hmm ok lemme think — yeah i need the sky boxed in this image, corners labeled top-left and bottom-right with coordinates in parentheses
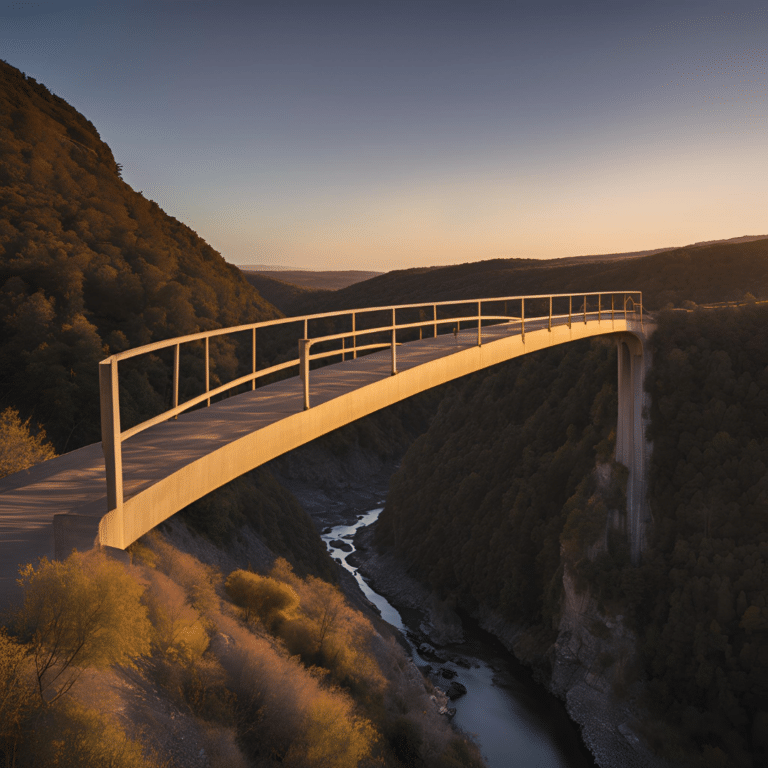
top-left (1, 0), bottom-right (766, 271)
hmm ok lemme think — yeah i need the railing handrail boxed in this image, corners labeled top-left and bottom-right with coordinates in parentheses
top-left (98, 291), bottom-right (642, 531)
top-left (103, 290), bottom-right (642, 363)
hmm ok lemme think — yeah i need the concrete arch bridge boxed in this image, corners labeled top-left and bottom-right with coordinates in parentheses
top-left (0, 292), bottom-right (653, 598)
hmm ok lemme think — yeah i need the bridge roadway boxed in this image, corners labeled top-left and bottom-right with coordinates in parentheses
top-left (0, 309), bottom-right (648, 602)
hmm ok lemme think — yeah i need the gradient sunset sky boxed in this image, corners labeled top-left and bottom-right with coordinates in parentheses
top-left (2, 0), bottom-right (766, 270)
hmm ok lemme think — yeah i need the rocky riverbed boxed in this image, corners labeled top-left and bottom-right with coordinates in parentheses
top-left (268, 444), bottom-right (669, 768)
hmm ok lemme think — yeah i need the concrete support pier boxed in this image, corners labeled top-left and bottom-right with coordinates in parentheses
top-left (615, 325), bottom-right (655, 563)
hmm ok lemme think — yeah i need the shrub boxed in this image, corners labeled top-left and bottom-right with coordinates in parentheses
top-left (142, 569), bottom-right (208, 658)
top-left (0, 629), bottom-right (37, 767)
top-left (15, 551), bottom-right (151, 704)
top-left (224, 570), bottom-right (298, 629)
top-left (18, 700), bottom-right (161, 768)
top-left (0, 407), bottom-right (56, 479)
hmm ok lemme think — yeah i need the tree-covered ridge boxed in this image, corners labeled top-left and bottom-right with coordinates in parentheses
top-left (376, 338), bottom-right (618, 628)
top-left (377, 307), bottom-right (768, 766)
top-left (628, 306), bottom-right (768, 765)
top-left (0, 59), bottom-right (280, 452)
top-left (302, 237), bottom-right (768, 315)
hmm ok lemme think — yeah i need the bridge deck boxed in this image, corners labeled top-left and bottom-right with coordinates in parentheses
top-left (0, 313), bottom-right (618, 598)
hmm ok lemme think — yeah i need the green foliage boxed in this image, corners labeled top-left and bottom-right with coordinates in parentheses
top-left (0, 407), bottom-right (56, 479)
top-left (14, 551), bottom-right (151, 704)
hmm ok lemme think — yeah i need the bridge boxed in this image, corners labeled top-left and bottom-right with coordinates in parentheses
top-left (0, 292), bottom-right (653, 600)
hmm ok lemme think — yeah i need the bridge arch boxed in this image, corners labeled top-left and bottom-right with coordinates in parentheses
top-left (91, 292), bottom-right (652, 554)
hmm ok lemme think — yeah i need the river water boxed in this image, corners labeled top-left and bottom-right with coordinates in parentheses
top-left (322, 507), bottom-right (598, 768)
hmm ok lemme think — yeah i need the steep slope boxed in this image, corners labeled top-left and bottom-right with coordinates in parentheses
top-left (0, 60), bottom-right (280, 451)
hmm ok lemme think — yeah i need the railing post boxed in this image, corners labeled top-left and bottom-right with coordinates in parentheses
top-left (304, 318), bottom-right (308, 340)
top-left (477, 300), bottom-right (482, 346)
top-left (299, 339), bottom-right (311, 410)
top-left (99, 358), bottom-right (124, 545)
top-left (205, 336), bottom-right (210, 406)
top-left (584, 294), bottom-right (587, 324)
top-left (598, 294), bottom-right (601, 323)
top-left (548, 296), bottom-right (552, 331)
top-left (624, 294), bottom-right (628, 320)
top-left (391, 308), bottom-right (397, 375)
top-left (252, 328), bottom-right (257, 390)
top-left (521, 297), bottom-right (525, 341)
top-left (342, 336), bottom-right (346, 361)
top-left (173, 343), bottom-right (180, 418)
top-left (433, 304), bottom-right (437, 337)
top-left (611, 294), bottom-right (614, 322)
top-left (568, 295), bottom-right (572, 329)
top-left (352, 312), bottom-right (357, 359)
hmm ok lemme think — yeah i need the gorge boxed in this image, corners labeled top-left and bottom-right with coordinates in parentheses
top-left (2, 56), bottom-right (768, 768)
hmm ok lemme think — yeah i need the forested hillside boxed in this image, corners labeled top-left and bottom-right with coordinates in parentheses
top-left (301, 237), bottom-right (768, 315)
top-left (376, 305), bottom-right (768, 766)
top-left (376, 338), bottom-right (618, 627)
top-left (0, 60), bottom-right (279, 452)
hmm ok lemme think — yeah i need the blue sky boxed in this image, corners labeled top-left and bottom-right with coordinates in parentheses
top-left (2, 0), bottom-right (766, 270)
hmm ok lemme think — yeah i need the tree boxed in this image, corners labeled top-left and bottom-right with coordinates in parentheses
top-left (14, 551), bottom-right (151, 704)
top-left (0, 408), bottom-right (56, 479)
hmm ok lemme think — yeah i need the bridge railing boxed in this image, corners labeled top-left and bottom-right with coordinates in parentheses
top-left (99, 291), bottom-right (642, 513)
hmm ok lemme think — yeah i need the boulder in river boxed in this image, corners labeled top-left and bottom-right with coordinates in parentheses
top-left (418, 643), bottom-right (439, 660)
top-left (329, 540), bottom-right (353, 552)
top-left (440, 667), bottom-right (456, 679)
top-left (445, 681), bottom-right (468, 700)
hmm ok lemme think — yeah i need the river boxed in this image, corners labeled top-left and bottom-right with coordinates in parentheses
top-left (322, 507), bottom-right (598, 768)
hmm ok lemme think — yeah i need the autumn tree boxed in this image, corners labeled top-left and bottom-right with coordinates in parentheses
top-left (0, 408), bottom-right (56, 479)
top-left (14, 551), bottom-right (151, 704)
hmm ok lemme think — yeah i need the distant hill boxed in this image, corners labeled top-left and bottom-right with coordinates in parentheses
top-left (559, 234), bottom-right (768, 266)
top-left (239, 267), bottom-right (383, 291)
top-left (240, 271), bottom-right (330, 316)
top-left (0, 59), bottom-right (280, 451)
top-left (299, 237), bottom-right (768, 315)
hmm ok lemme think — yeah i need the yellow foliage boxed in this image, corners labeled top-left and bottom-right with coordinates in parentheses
top-left (284, 691), bottom-right (377, 768)
top-left (15, 551), bottom-right (152, 703)
top-left (141, 568), bottom-right (208, 658)
top-left (224, 569), bottom-right (299, 629)
top-left (0, 407), bottom-right (56, 479)
top-left (268, 561), bottom-right (387, 699)
top-left (23, 700), bottom-right (162, 768)
top-left (0, 628), bottom-right (36, 761)
top-left (141, 533), bottom-right (221, 616)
